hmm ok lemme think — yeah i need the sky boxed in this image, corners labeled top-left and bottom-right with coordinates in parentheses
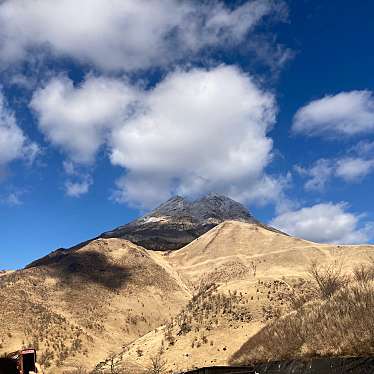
top-left (1, 0), bottom-right (374, 269)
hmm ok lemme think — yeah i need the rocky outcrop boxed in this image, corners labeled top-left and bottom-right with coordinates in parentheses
top-left (100, 194), bottom-right (256, 250)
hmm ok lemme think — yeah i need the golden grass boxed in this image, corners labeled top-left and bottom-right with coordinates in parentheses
top-left (231, 266), bottom-right (374, 365)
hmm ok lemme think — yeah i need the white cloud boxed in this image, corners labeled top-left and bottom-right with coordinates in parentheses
top-left (110, 65), bottom-right (280, 208)
top-left (270, 202), bottom-right (374, 244)
top-left (0, 0), bottom-right (284, 71)
top-left (298, 155), bottom-right (374, 191)
top-left (292, 91), bottom-right (374, 136)
top-left (29, 65), bottom-right (286, 206)
top-left (65, 177), bottom-right (92, 198)
top-left (0, 90), bottom-right (39, 166)
top-left (352, 140), bottom-right (374, 157)
top-left (335, 157), bottom-right (374, 182)
top-left (30, 75), bottom-right (138, 164)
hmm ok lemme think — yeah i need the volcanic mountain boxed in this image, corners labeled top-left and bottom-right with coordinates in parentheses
top-left (100, 194), bottom-right (257, 250)
top-left (1, 194), bottom-right (374, 373)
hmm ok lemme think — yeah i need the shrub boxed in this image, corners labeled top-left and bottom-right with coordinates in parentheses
top-left (353, 264), bottom-right (374, 283)
top-left (308, 261), bottom-right (347, 299)
top-left (230, 279), bottom-right (374, 365)
top-left (147, 352), bottom-right (167, 374)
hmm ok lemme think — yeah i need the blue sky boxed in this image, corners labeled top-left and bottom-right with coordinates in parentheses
top-left (1, 0), bottom-right (374, 269)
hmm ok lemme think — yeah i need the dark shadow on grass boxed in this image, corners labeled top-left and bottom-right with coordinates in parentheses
top-left (27, 249), bottom-right (131, 290)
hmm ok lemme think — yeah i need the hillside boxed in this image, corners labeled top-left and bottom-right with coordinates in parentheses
top-left (0, 238), bottom-right (190, 373)
top-left (230, 278), bottom-right (374, 366)
top-left (95, 221), bottom-right (374, 373)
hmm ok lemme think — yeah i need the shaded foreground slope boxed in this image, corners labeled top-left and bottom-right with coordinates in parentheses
top-left (0, 238), bottom-right (190, 372)
top-left (184, 357), bottom-right (374, 374)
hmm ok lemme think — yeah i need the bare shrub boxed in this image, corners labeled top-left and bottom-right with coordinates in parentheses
top-left (285, 290), bottom-right (310, 310)
top-left (308, 261), bottom-right (347, 299)
top-left (353, 264), bottom-right (374, 283)
top-left (97, 352), bottom-right (123, 374)
top-left (147, 352), bottom-right (167, 374)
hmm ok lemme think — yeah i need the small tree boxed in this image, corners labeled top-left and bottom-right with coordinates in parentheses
top-left (107, 352), bottom-right (123, 374)
top-left (249, 261), bottom-right (257, 278)
top-left (308, 260), bottom-right (347, 299)
top-left (147, 352), bottom-right (167, 374)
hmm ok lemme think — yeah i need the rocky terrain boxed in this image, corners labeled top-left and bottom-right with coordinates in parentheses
top-left (100, 194), bottom-right (257, 250)
top-left (1, 194), bottom-right (374, 373)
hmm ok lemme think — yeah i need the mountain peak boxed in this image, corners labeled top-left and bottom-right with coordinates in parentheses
top-left (150, 193), bottom-right (252, 222)
top-left (101, 194), bottom-right (255, 250)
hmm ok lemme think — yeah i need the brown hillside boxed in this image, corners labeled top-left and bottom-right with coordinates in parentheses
top-left (2, 220), bottom-right (374, 373)
top-left (0, 238), bottom-right (190, 373)
top-left (95, 221), bottom-right (374, 373)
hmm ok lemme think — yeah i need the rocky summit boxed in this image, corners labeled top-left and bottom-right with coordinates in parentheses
top-left (100, 193), bottom-right (256, 250)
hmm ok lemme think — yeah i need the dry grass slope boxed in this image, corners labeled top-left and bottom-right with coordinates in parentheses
top-left (0, 239), bottom-right (189, 373)
top-left (230, 262), bottom-right (374, 365)
top-left (2, 221), bottom-right (374, 373)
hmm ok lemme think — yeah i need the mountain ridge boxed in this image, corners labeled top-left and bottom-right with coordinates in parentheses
top-left (26, 194), bottom-right (286, 269)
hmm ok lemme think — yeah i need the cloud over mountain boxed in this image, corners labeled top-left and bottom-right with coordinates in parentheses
top-left (30, 65), bottom-right (283, 207)
top-left (110, 66), bottom-right (281, 208)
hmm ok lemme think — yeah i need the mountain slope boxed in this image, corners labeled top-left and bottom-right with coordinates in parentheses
top-left (105, 221), bottom-right (374, 373)
top-left (167, 220), bottom-right (371, 284)
top-left (0, 238), bottom-right (190, 373)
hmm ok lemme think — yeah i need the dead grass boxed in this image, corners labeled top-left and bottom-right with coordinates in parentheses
top-left (230, 263), bottom-right (374, 365)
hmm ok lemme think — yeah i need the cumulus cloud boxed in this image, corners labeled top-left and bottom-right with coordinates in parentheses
top-left (0, 0), bottom-right (285, 71)
top-left (292, 91), bottom-right (374, 136)
top-left (335, 157), bottom-right (374, 181)
top-left (270, 202), bottom-right (374, 244)
top-left (110, 65), bottom-right (280, 208)
top-left (30, 75), bottom-right (138, 164)
top-left (30, 65), bottom-right (286, 206)
top-left (0, 90), bottom-right (39, 166)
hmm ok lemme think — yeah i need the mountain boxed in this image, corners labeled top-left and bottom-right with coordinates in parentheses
top-left (2, 195), bottom-right (374, 373)
top-left (100, 194), bottom-right (257, 250)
